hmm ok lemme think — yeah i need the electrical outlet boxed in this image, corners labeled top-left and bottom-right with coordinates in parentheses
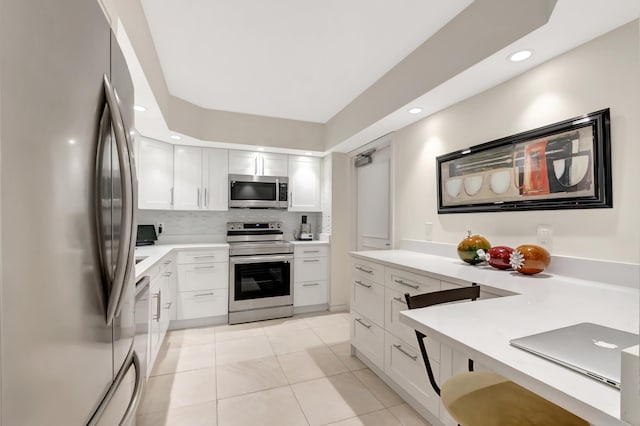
top-left (157, 222), bottom-right (164, 234)
top-left (424, 222), bottom-right (433, 241)
top-left (536, 224), bottom-right (552, 251)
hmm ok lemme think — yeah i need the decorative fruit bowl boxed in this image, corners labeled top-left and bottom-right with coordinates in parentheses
top-left (457, 231), bottom-right (491, 265)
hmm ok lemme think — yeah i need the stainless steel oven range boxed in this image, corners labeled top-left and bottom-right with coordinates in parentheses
top-left (227, 222), bottom-right (294, 324)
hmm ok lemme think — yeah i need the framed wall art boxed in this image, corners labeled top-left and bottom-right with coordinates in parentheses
top-left (436, 108), bottom-right (612, 214)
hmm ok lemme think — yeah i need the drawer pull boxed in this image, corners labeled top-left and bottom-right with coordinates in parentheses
top-left (304, 250), bottom-right (320, 253)
top-left (355, 266), bottom-right (373, 274)
top-left (355, 280), bottom-right (372, 289)
top-left (303, 282), bottom-right (320, 287)
top-left (193, 265), bottom-right (215, 270)
top-left (393, 344), bottom-right (417, 361)
top-left (194, 292), bottom-right (214, 297)
top-left (193, 255), bottom-right (216, 259)
top-left (164, 301), bottom-right (172, 310)
top-left (163, 260), bottom-right (172, 265)
top-left (303, 259), bottom-right (320, 263)
top-left (163, 272), bottom-right (172, 277)
top-left (355, 318), bottom-right (372, 329)
top-left (392, 296), bottom-right (407, 305)
top-left (394, 279), bottom-right (419, 289)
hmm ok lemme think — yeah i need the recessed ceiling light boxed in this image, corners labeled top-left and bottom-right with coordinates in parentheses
top-left (170, 135), bottom-right (181, 140)
top-left (408, 107), bottom-right (423, 114)
top-left (257, 147), bottom-right (265, 151)
top-left (133, 105), bottom-right (147, 112)
top-left (68, 139), bottom-right (77, 145)
top-left (508, 49), bottom-right (533, 62)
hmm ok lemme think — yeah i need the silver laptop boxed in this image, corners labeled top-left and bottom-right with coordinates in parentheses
top-left (510, 322), bottom-right (639, 388)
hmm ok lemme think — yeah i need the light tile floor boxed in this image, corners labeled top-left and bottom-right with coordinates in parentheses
top-left (137, 312), bottom-right (432, 426)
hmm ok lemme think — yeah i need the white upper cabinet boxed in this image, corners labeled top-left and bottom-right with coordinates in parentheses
top-left (173, 145), bottom-right (203, 210)
top-left (288, 155), bottom-right (321, 212)
top-left (202, 148), bottom-right (228, 211)
top-left (137, 138), bottom-right (174, 210)
top-left (260, 152), bottom-right (288, 176)
top-left (174, 146), bottom-right (229, 211)
top-left (229, 150), bottom-right (287, 176)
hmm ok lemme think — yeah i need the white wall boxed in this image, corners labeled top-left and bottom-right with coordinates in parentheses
top-left (393, 21), bottom-right (640, 263)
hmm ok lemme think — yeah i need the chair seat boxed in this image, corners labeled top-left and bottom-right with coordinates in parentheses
top-left (441, 372), bottom-right (589, 426)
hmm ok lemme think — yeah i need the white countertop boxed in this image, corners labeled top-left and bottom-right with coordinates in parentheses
top-left (351, 250), bottom-right (639, 426)
top-left (289, 240), bottom-right (330, 245)
top-left (135, 243), bottom-right (229, 281)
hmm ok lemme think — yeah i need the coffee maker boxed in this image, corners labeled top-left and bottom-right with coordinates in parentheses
top-left (295, 215), bottom-right (313, 241)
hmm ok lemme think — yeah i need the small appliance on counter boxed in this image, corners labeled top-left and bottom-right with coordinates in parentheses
top-left (294, 215), bottom-right (313, 241)
top-left (136, 224), bottom-right (158, 246)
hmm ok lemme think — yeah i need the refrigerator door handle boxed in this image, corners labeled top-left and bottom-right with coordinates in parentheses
top-left (101, 73), bottom-right (134, 326)
top-left (120, 351), bottom-right (144, 426)
top-left (87, 351), bottom-right (143, 426)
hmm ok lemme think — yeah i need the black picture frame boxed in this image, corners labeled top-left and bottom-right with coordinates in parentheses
top-left (436, 109), bottom-right (612, 214)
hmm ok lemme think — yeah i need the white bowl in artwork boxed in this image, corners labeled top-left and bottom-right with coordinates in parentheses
top-left (489, 170), bottom-right (512, 194)
top-left (568, 154), bottom-right (590, 186)
top-left (463, 175), bottom-right (483, 196)
top-left (446, 178), bottom-right (462, 198)
top-left (553, 154), bottom-right (589, 187)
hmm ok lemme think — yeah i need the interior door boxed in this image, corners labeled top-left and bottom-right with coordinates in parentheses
top-left (356, 146), bottom-right (391, 251)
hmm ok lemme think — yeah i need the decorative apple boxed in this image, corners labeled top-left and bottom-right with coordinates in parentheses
top-left (482, 246), bottom-right (514, 270)
top-left (457, 230), bottom-right (491, 265)
top-left (509, 244), bottom-right (551, 275)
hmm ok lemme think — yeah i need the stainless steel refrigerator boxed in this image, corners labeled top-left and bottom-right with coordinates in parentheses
top-left (0, 0), bottom-right (142, 424)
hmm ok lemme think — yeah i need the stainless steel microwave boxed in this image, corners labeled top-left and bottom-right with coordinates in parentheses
top-left (229, 174), bottom-right (288, 209)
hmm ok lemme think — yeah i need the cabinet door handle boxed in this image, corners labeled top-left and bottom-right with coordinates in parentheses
top-left (197, 188), bottom-right (201, 207)
top-left (393, 296), bottom-right (407, 305)
top-left (355, 266), bottom-right (373, 274)
top-left (355, 318), bottom-right (372, 329)
top-left (394, 279), bottom-right (419, 289)
top-left (289, 192), bottom-right (292, 208)
top-left (303, 282), bottom-right (320, 287)
top-left (254, 157), bottom-right (258, 175)
top-left (193, 265), bottom-right (215, 270)
top-left (170, 187), bottom-right (174, 205)
top-left (393, 344), bottom-right (417, 360)
top-left (355, 280), bottom-right (372, 289)
top-left (304, 250), bottom-right (320, 253)
top-left (194, 292), bottom-right (214, 297)
top-left (154, 291), bottom-right (162, 322)
top-left (303, 259), bottom-right (320, 263)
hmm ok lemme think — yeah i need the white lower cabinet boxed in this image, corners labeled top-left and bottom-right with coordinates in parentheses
top-left (176, 248), bottom-right (229, 320)
top-left (293, 244), bottom-right (329, 308)
top-left (350, 257), bottom-right (496, 426)
top-left (385, 332), bottom-right (440, 416)
top-left (177, 289), bottom-right (228, 320)
top-left (350, 309), bottom-right (385, 370)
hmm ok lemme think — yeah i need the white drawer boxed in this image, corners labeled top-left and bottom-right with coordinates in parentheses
top-left (294, 280), bottom-right (327, 307)
top-left (385, 332), bottom-right (440, 417)
top-left (294, 245), bottom-right (329, 258)
top-left (159, 254), bottom-right (175, 274)
top-left (177, 262), bottom-right (229, 291)
top-left (351, 277), bottom-right (384, 327)
top-left (351, 259), bottom-right (384, 285)
top-left (386, 267), bottom-right (440, 295)
top-left (351, 310), bottom-right (384, 370)
top-left (177, 249), bottom-right (228, 265)
top-left (177, 289), bottom-right (228, 320)
top-left (294, 257), bottom-right (328, 282)
top-left (384, 288), bottom-right (440, 363)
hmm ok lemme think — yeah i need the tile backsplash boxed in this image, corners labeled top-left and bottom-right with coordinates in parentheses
top-left (137, 209), bottom-right (322, 243)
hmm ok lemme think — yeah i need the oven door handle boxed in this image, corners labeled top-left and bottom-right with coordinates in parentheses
top-left (230, 255), bottom-right (293, 264)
